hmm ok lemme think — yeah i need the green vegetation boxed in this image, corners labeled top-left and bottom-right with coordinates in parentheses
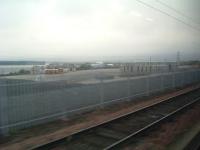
top-left (0, 69), bottom-right (30, 76)
top-left (77, 63), bottom-right (92, 70)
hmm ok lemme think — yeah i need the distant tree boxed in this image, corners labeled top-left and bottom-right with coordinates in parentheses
top-left (18, 69), bottom-right (30, 75)
top-left (6, 69), bottom-right (31, 76)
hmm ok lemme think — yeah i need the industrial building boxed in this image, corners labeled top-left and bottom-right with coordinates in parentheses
top-left (44, 68), bottom-right (64, 74)
top-left (120, 62), bottom-right (177, 76)
top-left (31, 63), bottom-right (77, 75)
top-left (31, 65), bottom-right (45, 74)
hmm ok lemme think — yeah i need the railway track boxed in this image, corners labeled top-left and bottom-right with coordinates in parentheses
top-left (105, 94), bottom-right (200, 150)
top-left (32, 88), bottom-right (200, 150)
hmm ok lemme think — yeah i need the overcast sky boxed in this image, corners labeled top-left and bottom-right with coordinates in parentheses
top-left (0, 0), bottom-right (200, 62)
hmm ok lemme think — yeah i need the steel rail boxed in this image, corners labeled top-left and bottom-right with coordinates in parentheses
top-left (104, 96), bottom-right (200, 149)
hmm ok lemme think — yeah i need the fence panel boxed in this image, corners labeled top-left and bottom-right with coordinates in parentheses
top-left (0, 70), bottom-right (200, 135)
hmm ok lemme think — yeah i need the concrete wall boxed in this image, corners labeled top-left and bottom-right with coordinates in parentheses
top-left (0, 70), bottom-right (200, 135)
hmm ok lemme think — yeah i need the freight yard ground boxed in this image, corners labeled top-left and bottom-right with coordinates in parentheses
top-left (3, 68), bottom-right (120, 83)
top-left (0, 84), bottom-right (199, 150)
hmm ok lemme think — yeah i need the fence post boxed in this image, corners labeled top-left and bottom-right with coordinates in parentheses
top-left (161, 74), bottom-right (164, 91)
top-left (195, 70), bottom-right (197, 83)
top-left (172, 72), bottom-right (175, 88)
top-left (185, 71), bottom-right (188, 85)
top-left (0, 79), bottom-right (9, 136)
top-left (146, 75), bottom-right (150, 96)
top-left (182, 71), bottom-right (185, 86)
top-left (127, 74), bottom-right (131, 101)
top-left (193, 70), bottom-right (196, 83)
top-left (100, 79), bottom-right (104, 108)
